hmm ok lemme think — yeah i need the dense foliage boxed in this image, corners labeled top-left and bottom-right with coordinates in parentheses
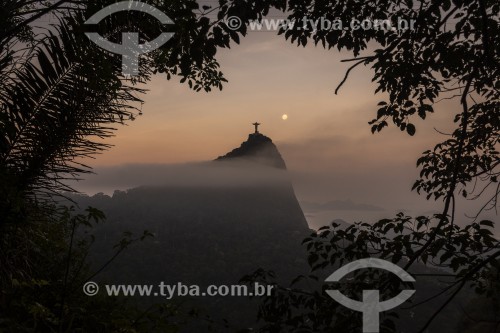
top-left (0, 1), bottom-right (231, 331)
top-left (0, 0), bottom-right (498, 332)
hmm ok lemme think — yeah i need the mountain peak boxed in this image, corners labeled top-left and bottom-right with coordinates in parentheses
top-left (215, 131), bottom-right (287, 169)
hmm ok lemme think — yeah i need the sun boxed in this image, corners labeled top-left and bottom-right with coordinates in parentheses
top-left (282, 114), bottom-right (288, 120)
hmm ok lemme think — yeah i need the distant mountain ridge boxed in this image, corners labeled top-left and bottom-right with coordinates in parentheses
top-left (302, 200), bottom-right (385, 212)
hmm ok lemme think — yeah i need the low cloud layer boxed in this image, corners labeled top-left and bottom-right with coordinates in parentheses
top-left (69, 160), bottom-right (291, 194)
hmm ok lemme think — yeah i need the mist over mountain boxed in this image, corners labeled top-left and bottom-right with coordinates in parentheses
top-left (67, 131), bottom-right (482, 332)
top-left (69, 131), bottom-right (311, 331)
top-left (69, 133), bottom-right (291, 195)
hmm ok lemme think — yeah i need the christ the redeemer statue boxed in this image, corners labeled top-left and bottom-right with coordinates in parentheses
top-left (253, 122), bottom-right (261, 134)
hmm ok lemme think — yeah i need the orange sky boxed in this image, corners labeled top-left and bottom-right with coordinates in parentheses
top-left (95, 32), bottom-right (455, 165)
top-left (77, 31), bottom-right (494, 229)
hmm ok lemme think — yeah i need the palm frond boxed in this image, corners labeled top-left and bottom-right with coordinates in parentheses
top-left (0, 16), bottom-right (145, 201)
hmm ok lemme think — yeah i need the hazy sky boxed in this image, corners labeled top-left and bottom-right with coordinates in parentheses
top-left (75, 31), bottom-right (495, 229)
